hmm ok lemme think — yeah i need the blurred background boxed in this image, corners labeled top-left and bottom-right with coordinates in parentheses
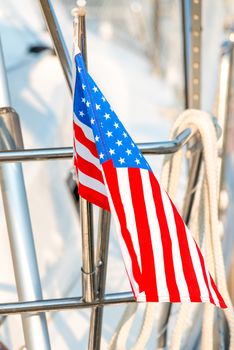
top-left (0, 0), bottom-right (234, 349)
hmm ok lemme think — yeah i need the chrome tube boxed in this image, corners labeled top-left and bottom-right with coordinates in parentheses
top-left (38, 0), bottom-right (72, 94)
top-left (0, 40), bottom-right (51, 350)
top-left (181, 0), bottom-right (189, 109)
top-left (216, 37), bottom-right (234, 199)
top-left (77, 1), bottom-right (88, 67)
top-left (80, 198), bottom-right (96, 302)
top-left (158, 1), bottom-right (202, 348)
top-left (0, 292), bottom-right (135, 316)
top-left (73, 2), bottom-right (97, 306)
top-left (0, 129), bottom-right (192, 163)
top-left (182, 0), bottom-right (202, 222)
top-left (88, 209), bottom-right (111, 350)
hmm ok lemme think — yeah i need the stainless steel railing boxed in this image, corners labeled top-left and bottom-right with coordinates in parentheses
top-left (0, 128), bottom-right (192, 163)
top-left (0, 41), bottom-right (51, 350)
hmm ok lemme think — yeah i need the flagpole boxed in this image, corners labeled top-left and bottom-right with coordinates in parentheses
top-left (88, 210), bottom-right (111, 350)
top-left (73, 1), bottom-right (96, 306)
top-left (74, 3), bottom-right (112, 349)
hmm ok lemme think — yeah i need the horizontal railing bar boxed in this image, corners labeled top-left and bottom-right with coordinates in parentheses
top-left (0, 129), bottom-right (192, 163)
top-left (138, 128), bottom-right (192, 154)
top-left (0, 292), bottom-right (135, 316)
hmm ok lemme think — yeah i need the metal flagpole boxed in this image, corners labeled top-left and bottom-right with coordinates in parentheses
top-left (74, 3), bottom-right (112, 349)
top-left (88, 210), bottom-right (111, 350)
top-left (0, 39), bottom-right (51, 350)
top-left (73, 1), bottom-right (96, 307)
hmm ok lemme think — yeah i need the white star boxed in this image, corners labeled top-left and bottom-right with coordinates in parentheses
top-left (106, 131), bottom-right (113, 137)
top-left (126, 149), bottom-right (132, 155)
top-left (114, 122), bottom-right (119, 129)
top-left (82, 84), bottom-right (86, 90)
top-left (91, 118), bottom-right (95, 125)
top-left (131, 142), bottom-right (135, 148)
top-left (123, 132), bottom-right (127, 138)
top-left (101, 96), bottom-right (106, 102)
top-left (116, 140), bottom-right (122, 146)
top-left (109, 148), bottom-right (115, 155)
top-left (104, 113), bottom-right (110, 120)
top-left (81, 97), bottom-right (86, 103)
top-left (96, 104), bottom-right (101, 110)
top-left (93, 86), bottom-right (98, 92)
top-left (79, 111), bottom-right (84, 117)
top-left (86, 101), bottom-right (90, 107)
top-left (95, 135), bottom-right (100, 142)
top-left (78, 66), bottom-right (82, 73)
top-left (99, 153), bottom-right (104, 159)
top-left (135, 158), bottom-right (140, 165)
top-left (118, 157), bottom-right (125, 164)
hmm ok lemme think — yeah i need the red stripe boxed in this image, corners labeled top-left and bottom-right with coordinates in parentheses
top-left (169, 198), bottom-right (201, 301)
top-left (194, 242), bottom-right (215, 305)
top-left (209, 275), bottom-right (227, 308)
top-left (78, 183), bottom-right (110, 212)
top-left (195, 241), bottom-right (227, 308)
top-left (149, 171), bottom-right (180, 302)
top-left (128, 168), bottom-right (158, 301)
top-left (73, 122), bottom-right (98, 158)
top-left (103, 160), bottom-right (143, 292)
top-left (75, 152), bottom-right (104, 184)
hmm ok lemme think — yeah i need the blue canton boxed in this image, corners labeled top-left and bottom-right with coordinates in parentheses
top-left (74, 53), bottom-right (150, 170)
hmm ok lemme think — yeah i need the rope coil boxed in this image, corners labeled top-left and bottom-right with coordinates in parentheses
top-left (109, 109), bottom-right (234, 350)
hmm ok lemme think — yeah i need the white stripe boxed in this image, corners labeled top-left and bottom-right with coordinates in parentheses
top-left (204, 268), bottom-right (220, 307)
top-left (75, 139), bottom-right (101, 170)
top-left (78, 170), bottom-right (107, 196)
top-left (186, 228), bottom-right (220, 306)
top-left (141, 170), bottom-right (169, 299)
top-left (101, 170), bottom-right (140, 295)
top-left (117, 168), bottom-right (142, 273)
top-left (185, 227), bottom-right (210, 301)
top-left (160, 187), bottom-right (190, 300)
top-left (74, 144), bottom-right (103, 178)
top-left (74, 114), bottom-right (94, 142)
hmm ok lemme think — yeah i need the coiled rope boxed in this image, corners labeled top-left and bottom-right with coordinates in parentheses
top-left (109, 109), bottom-right (234, 350)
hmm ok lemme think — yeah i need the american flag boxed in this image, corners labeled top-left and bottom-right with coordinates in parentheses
top-left (73, 49), bottom-right (226, 308)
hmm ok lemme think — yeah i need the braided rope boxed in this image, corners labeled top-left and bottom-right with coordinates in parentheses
top-left (109, 109), bottom-right (234, 350)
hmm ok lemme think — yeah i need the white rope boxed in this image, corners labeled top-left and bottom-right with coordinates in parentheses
top-left (109, 109), bottom-right (234, 350)
top-left (109, 303), bottom-right (156, 350)
top-left (109, 303), bottom-right (138, 350)
top-left (165, 109), bottom-right (234, 350)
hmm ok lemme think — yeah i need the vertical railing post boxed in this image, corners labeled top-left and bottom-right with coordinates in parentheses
top-left (216, 36), bottom-right (234, 201)
top-left (0, 39), bottom-right (51, 350)
top-left (157, 1), bottom-right (202, 348)
top-left (38, 0), bottom-right (72, 94)
top-left (182, 0), bottom-right (202, 221)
